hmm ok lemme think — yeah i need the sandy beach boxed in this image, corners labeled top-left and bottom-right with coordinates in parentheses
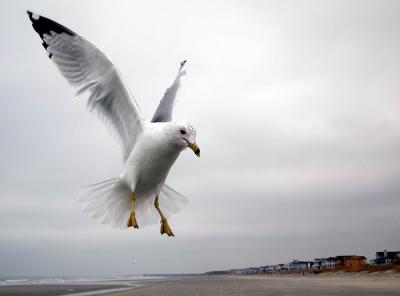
top-left (106, 274), bottom-right (400, 296)
top-left (1, 273), bottom-right (400, 295)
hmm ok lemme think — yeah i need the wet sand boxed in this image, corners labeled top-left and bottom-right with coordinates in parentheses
top-left (106, 274), bottom-right (400, 296)
top-left (0, 284), bottom-right (129, 296)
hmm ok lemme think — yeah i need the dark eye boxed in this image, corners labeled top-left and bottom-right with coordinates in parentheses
top-left (180, 129), bottom-right (186, 135)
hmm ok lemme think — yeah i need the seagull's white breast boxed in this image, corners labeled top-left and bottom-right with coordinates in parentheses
top-left (123, 123), bottom-right (180, 197)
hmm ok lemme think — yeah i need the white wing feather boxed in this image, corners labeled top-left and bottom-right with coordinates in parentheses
top-left (151, 60), bottom-right (187, 123)
top-left (28, 11), bottom-right (143, 160)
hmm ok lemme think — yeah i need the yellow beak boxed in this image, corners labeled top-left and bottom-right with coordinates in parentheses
top-left (188, 142), bottom-right (200, 157)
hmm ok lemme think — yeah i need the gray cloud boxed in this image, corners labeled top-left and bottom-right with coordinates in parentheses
top-left (0, 0), bottom-right (400, 276)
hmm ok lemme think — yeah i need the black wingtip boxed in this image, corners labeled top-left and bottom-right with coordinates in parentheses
top-left (26, 10), bottom-right (76, 39)
top-left (26, 10), bottom-right (38, 22)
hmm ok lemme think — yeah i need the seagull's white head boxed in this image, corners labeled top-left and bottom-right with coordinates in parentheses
top-left (170, 120), bottom-right (200, 157)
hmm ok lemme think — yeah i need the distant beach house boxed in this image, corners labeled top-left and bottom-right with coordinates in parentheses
top-left (205, 250), bottom-right (400, 276)
top-left (288, 260), bottom-right (314, 270)
top-left (242, 267), bottom-right (259, 274)
top-left (335, 255), bottom-right (367, 269)
top-left (313, 257), bottom-right (336, 270)
top-left (374, 250), bottom-right (400, 265)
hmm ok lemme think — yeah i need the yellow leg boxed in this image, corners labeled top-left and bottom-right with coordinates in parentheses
top-left (154, 196), bottom-right (174, 237)
top-left (127, 192), bottom-right (139, 229)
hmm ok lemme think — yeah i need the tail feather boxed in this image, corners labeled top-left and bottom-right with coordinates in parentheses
top-left (101, 195), bottom-right (129, 226)
top-left (82, 177), bottom-right (119, 188)
top-left (78, 178), bottom-right (189, 229)
top-left (160, 184), bottom-right (188, 214)
top-left (78, 178), bottom-right (131, 228)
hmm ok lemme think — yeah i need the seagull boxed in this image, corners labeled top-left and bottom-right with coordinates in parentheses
top-left (27, 11), bottom-right (200, 237)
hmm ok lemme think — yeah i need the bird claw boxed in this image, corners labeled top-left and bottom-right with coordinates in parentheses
top-left (127, 212), bottom-right (139, 229)
top-left (160, 218), bottom-right (174, 237)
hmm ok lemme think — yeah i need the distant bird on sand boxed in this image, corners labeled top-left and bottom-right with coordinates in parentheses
top-left (27, 11), bottom-right (200, 237)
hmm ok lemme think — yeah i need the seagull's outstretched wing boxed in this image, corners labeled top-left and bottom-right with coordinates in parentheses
top-left (27, 11), bottom-right (143, 160)
top-left (151, 60), bottom-right (187, 123)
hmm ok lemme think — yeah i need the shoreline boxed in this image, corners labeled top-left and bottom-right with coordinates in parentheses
top-left (0, 284), bottom-right (136, 296)
top-left (106, 273), bottom-right (400, 296)
top-left (1, 273), bottom-right (400, 296)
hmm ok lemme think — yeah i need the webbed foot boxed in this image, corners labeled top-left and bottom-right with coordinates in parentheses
top-left (127, 212), bottom-right (138, 229)
top-left (160, 218), bottom-right (174, 237)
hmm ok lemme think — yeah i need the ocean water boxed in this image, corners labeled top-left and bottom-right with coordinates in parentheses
top-left (0, 274), bottom-right (163, 286)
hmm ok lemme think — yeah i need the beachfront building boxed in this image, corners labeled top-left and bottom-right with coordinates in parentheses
top-left (335, 255), bottom-right (367, 269)
top-left (258, 265), bottom-right (270, 273)
top-left (313, 257), bottom-right (336, 270)
top-left (264, 265), bottom-right (281, 272)
top-left (374, 250), bottom-right (400, 265)
top-left (242, 267), bottom-right (259, 274)
top-left (261, 265), bottom-right (272, 273)
top-left (288, 260), bottom-right (314, 271)
top-left (271, 263), bottom-right (288, 272)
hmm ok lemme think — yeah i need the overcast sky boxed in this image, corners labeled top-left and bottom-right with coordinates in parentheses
top-left (1, 0), bottom-right (400, 276)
